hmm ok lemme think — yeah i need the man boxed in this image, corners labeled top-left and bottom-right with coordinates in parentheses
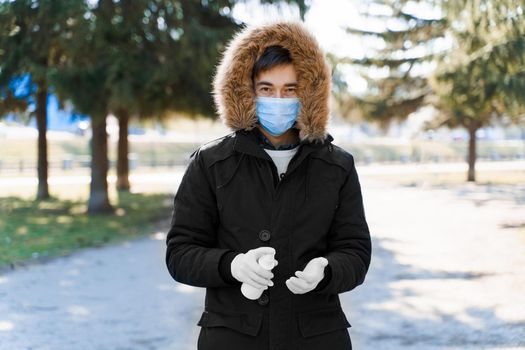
top-left (165, 20), bottom-right (372, 350)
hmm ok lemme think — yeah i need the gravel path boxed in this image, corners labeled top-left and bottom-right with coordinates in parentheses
top-left (346, 178), bottom-right (525, 349)
top-left (0, 178), bottom-right (524, 349)
top-left (0, 228), bottom-right (205, 350)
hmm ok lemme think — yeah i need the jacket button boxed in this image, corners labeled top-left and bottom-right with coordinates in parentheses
top-left (259, 230), bottom-right (271, 242)
top-left (280, 173), bottom-right (285, 179)
top-left (258, 292), bottom-right (269, 306)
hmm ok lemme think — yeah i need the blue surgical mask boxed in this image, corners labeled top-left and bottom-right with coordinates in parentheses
top-left (255, 96), bottom-right (301, 137)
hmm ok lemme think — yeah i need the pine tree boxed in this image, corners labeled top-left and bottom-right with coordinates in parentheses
top-left (335, 0), bottom-right (446, 129)
top-left (88, 0), bottom-right (239, 192)
top-left (431, 0), bottom-right (525, 181)
top-left (335, 0), bottom-right (524, 182)
top-left (52, 0), bottom-right (116, 213)
top-left (0, 0), bottom-right (84, 200)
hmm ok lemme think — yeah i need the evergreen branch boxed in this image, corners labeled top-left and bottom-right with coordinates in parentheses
top-left (339, 54), bottom-right (436, 68)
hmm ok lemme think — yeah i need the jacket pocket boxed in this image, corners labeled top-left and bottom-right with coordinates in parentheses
top-left (197, 309), bottom-right (264, 337)
top-left (297, 307), bottom-right (351, 338)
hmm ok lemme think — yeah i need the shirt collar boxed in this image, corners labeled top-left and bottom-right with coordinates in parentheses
top-left (253, 124), bottom-right (300, 151)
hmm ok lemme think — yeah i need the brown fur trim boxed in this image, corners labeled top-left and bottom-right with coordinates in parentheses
top-left (212, 20), bottom-right (332, 143)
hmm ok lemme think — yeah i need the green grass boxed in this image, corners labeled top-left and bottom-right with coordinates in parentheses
top-left (0, 192), bottom-right (173, 270)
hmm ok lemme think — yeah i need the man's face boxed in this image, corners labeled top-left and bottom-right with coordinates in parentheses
top-left (254, 64), bottom-right (298, 98)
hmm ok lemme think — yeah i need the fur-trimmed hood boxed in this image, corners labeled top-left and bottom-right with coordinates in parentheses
top-left (212, 20), bottom-right (332, 143)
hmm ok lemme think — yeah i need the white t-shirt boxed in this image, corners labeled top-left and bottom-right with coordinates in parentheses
top-left (263, 147), bottom-right (299, 178)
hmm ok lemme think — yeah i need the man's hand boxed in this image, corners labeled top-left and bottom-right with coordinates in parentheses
top-left (231, 247), bottom-right (278, 289)
top-left (286, 257), bottom-right (328, 294)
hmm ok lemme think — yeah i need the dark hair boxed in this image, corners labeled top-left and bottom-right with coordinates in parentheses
top-left (251, 45), bottom-right (293, 84)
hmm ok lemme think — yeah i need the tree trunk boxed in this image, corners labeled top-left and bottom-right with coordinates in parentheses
top-left (36, 82), bottom-right (50, 200)
top-left (116, 108), bottom-right (130, 192)
top-left (88, 116), bottom-right (114, 214)
top-left (466, 120), bottom-right (480, 182)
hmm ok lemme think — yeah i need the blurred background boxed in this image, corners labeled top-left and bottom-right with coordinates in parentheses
top-left (0, 0), bottom-right (524, 349)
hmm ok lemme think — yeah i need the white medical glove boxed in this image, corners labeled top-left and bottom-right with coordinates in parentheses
top-left (231, 247), bottom-right (278, 289)
top-left (286, 257), bottom-right (328, 294)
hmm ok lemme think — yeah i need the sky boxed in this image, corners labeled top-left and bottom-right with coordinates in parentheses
top-left (232, 0), bottom-right (366, 57)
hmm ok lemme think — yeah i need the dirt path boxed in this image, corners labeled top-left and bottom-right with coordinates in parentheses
top-left (344, 178), bottom-right (525, 349)
top-left (0, 223), bottom-right (205, 350)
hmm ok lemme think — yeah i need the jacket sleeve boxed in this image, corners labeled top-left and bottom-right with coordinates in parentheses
top-left (312, 156), bottom-right (372, 295)
top-left (219, 250), bottom-right (242, 285)
top-left (165, 148), bottom-right (237, 288)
